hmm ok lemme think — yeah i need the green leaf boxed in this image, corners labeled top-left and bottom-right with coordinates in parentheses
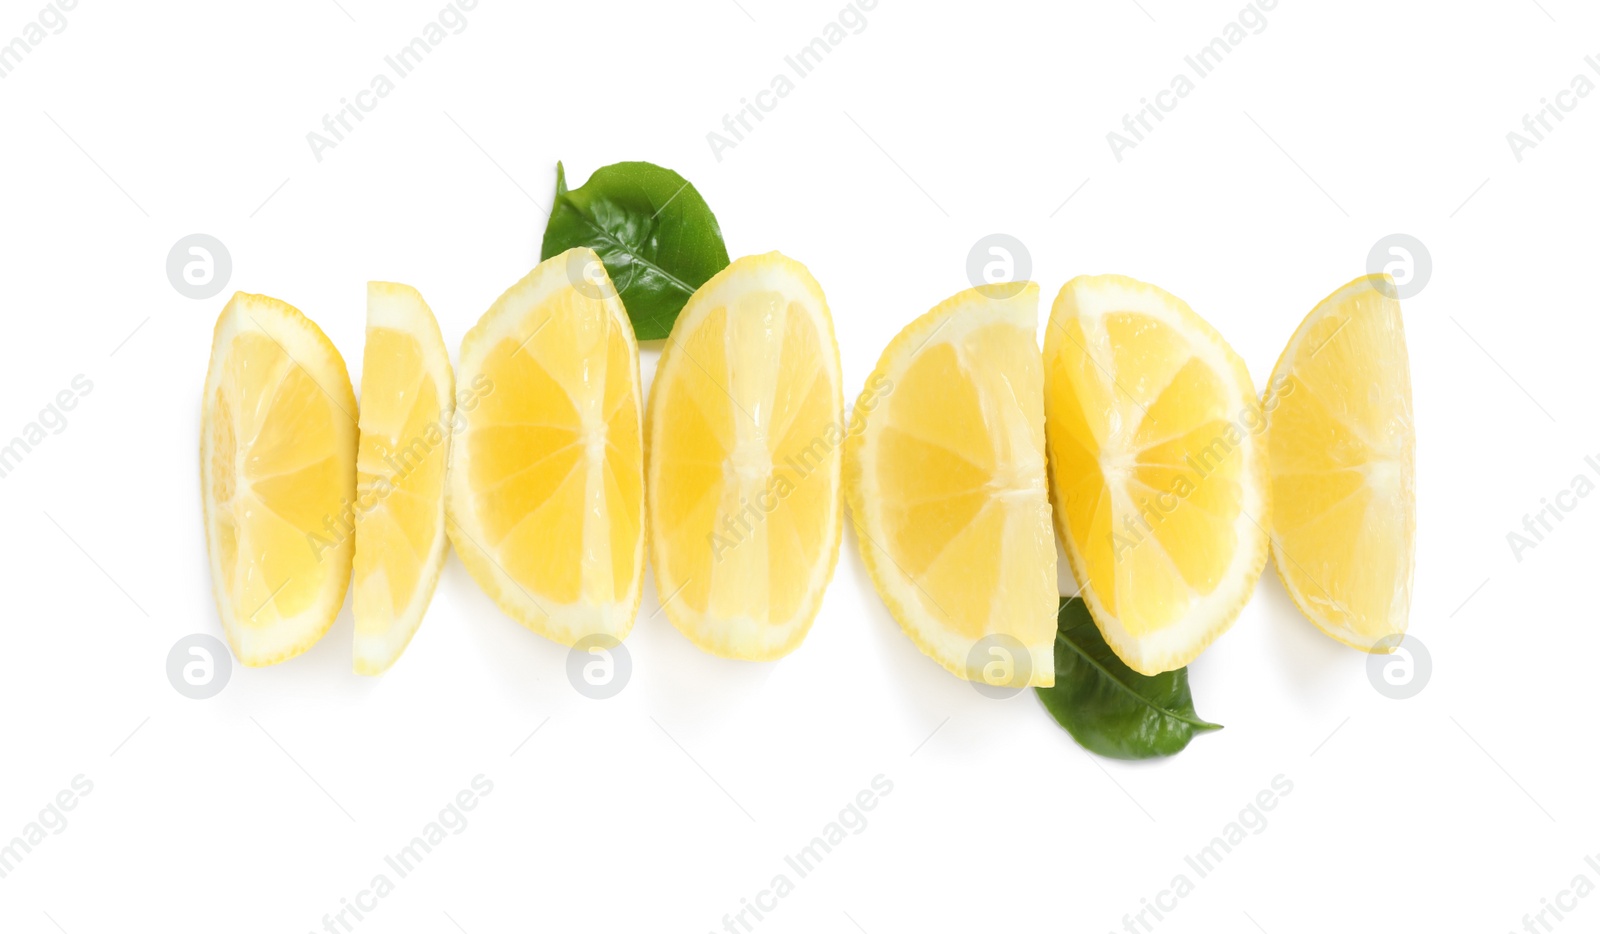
top-left (540, 160), bottom-right (730, 340)
top-left (1035, 597), bottom-right (1222, 760)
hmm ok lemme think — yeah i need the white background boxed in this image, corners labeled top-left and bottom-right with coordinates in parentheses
top-left (0, 1), bottom-right (1593, 931)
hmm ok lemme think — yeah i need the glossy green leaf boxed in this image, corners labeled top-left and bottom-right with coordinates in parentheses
top-left (1035, 597), bottom-right (1222, 760)
top-left (539, 161), bottom-right (730, 340)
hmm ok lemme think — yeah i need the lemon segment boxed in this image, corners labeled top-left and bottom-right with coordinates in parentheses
top-left (446, 249), bottom-right (645, 644)
top-left (1044, 275), bottom-right (1269, 676)
top-left (1265, 275), bottom-right (1414, 651)
top-left (646, 252), bottom-right (844, 660)
top-left (200, 292), bottom-right (358, 666)
top-left (351, 283), bottom-right (455, 674)
top-left (844, 284), bottom-right (1057, 687)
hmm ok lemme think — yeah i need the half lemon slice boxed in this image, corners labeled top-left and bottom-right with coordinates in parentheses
top-left (352, 282), bottom-right (455, 674)
top-left (201, 292), bottom-right (358, 666)
top-left (1264, 275), bottom-right (1414, 651)
top-left (1044, 275), bottom-right (1269, 675)
top-left (844, 283), bottom-right (1056, 687)
top-left (646, 252), bottom-right (844, 660)
top-left (446, 249), bottom-right (645, 644)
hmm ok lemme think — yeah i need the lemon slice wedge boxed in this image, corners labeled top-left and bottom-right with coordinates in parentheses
top-left (646, 253), bottom-right (844, 660)
top-left (1265, 275), bottom-right (1414, 650)
top-left (1044, 275), bottom-right (1270, 675)
top-left (351, 283), bottom-right (455, 674)
top-left (201, 292), bottom-right (358, 666)
top-left (844, 283), bottom-right (1057, 687)
top-left (446, 249), bottom-right (645, 644)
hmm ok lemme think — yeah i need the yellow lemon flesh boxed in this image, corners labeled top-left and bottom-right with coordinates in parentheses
top-left (1044, 275), bottom-right (1269, 676)
top-left (447, 248), bottom-right (645, 644)
top-left (646, 252), bottom-right (844, 660)
top-left (845, 283), bottom-right (1056, 687)
top-left (201, 292), bottom-right (358, 666)
top-left (1265, 275), bottom-right (1414, 651)
top-left (352, 283), bottom-right (455, 674)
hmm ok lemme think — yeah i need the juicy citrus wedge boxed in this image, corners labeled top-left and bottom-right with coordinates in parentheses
top-left (1265, 275), bottom-right (1414, 651)
top-left (201, 292), bottom-right (358, 666)
top-left (446, 248), bottom-right (645, 644)
top-left (646, 252), bottom-right (844, 660)
top-left (1044, 275), bottom-right (1269, 676)
top-left (845, 283), bottom-right (1057, 687)
top-left (351, 283), bottom-right (455, 674)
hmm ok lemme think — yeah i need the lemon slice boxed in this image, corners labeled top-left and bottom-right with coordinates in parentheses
top-left (351, 283), bottom-right (455, 674)
top-left (1265, 275), bottom-right (1414, 651)
top-left (446, 249), bottom-right (645, 644)
top-left (844, 283), bottom-right (1056, 687)
top-left (201, 292), bottom-right (358, 666)
top-left (1044, 275), bottom-right (1269, 676)
top-left (646, 252), bottom-right (844, 660)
